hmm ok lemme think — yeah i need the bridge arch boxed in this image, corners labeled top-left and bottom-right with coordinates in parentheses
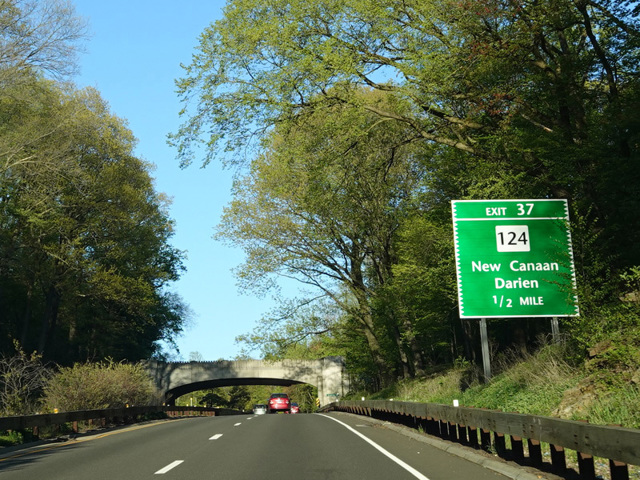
top-left (144, 357), bottom-right (348, 407)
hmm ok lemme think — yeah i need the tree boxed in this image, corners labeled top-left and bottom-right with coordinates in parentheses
top-left (0, 0), bottom-right (87, 86)
top-left (174, 0), bottom-right (640, 283)
top-left (0, 79), bottom-right (187, 363)
top-left (236, 297), bottom-right (345, 360)
top-left (374, 215), bottom-right (459, 369)
top-left (0, 1), bottom-right (188, 364)
top-left (228, 385), bottom-right (251, 410)
top-left (175, 0), bottom-right (640, 378)
top-left (200, 391), bottom-right (229, 408)
top-left (218, 89), bottom-right (428, 382)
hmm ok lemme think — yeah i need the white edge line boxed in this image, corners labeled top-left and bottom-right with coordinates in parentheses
top-left (317, 414), bottom-right (430, 480)
top-left (155, 460), bottom-right (184, 474)
top-left (209, 433), bottom-right (223, 440)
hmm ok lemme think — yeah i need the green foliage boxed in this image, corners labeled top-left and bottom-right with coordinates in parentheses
top-left (0, 430), bottom-right (24, 447)
top-left (375, 215), bottom-right (459, 368)
top-left (0, 76), bottom-right (188, 363)
top-left (199, 391), bottom-right (230, 408)
top-left (42, 360), bottom-right (156, 412)
top-left (175, 0), bottom-right (640, 387)
top-left (394, 367), bottom-right (471, 405)
top-left (0, 3), bottom-right (188, 365)
top-left (366, 343), bottom-right (580, 416)
top-left (236, 298), bottom-right (346, 361)
top-left (287, 384), bottom-right (318, 413)
top-left (218, 89), bottom-right (430, 381)
top-left (460, 375), bottom-right (577, 417)
top-left (565, 277), bottom-right (640, 363)
top-left (180, 385), bottom-right (252, 410)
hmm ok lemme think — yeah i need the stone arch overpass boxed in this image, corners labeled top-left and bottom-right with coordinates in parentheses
top-left (144, 356), bottom-right (348, 407)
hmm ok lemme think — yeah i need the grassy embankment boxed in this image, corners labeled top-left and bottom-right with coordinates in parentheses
top-left (348, 341), bottom-right (640, 428)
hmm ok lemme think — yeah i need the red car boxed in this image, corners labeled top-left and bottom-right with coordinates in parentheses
top-left (290, 402), bottom-right (300, 414)
top-left (268, 393), bottom-right (291, 413)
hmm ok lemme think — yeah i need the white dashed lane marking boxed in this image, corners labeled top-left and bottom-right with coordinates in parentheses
top-left (155, 460), bottom-right (184, 474)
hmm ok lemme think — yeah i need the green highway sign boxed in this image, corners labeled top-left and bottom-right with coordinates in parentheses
top-left (451, 199), bottom-right (579, 318)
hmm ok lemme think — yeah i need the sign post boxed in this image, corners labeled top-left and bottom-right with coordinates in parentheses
top-left (479, 318), bottom-right (491, 380)
top-left (451, 199), bottom-right (579, 379)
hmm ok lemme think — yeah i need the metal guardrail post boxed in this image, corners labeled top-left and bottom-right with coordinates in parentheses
top-left (457, 423), bottom-right (468, 444)
top-left (494, 432), bottom-right (506, 456)
top-left (550, 444), bottom-right (567, 474)
top-left (610, 460), bottom-right (629, 480)
top-left (528, 439), bottom-right (542, 466)
top-left (577, 451), bottom-right (596, 480)
top-left (467, 426), bottom-right (478, 448)
top-left (480, 428), bottom-right (491, 451)
top-left (510, 435), bottom-right (524, 462)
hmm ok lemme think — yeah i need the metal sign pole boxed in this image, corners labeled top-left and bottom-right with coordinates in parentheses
top-left (551, 317), bottom-right (560, 343)
top-left (479, 318), bottom-right (491, 381)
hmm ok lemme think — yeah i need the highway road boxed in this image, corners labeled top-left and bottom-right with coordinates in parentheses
top-left (0, 412), bottom-right (512, 479)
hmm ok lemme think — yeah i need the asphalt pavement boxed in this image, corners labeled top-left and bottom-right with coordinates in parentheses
top-left (0, 412), bottom-right (552, 479)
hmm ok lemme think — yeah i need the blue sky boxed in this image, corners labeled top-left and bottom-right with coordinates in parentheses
top-left (71, 0), bottom-right (279, 361)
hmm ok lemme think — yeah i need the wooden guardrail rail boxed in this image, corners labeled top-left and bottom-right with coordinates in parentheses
top-left (320, 400), bottom-right (640, 480)
top-left (0, 405), bottom-right (219, 440)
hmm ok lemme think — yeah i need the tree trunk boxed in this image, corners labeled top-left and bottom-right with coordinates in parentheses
top-left (20, 285), bottom-right (33, 349)
top-left (393, 325), bottom-right (411, 379)
top-left (38, 285), bottom-right (60, 356)
top-left (357, 304), bottom-right (392, 383)
top-left (406, 325), bottom-right (426, 377)
top-left (460, 317), bottom-right (478, 364)
top-left (350, 252), bottom-right (393, 385)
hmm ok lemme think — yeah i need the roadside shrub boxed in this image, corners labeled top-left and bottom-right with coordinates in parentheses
top-left (42, 359), bottom-right (157, 412)
top-left (0, 343), bottom-right (52, 415)
top-left (0, 430), bottom-right (23, 447)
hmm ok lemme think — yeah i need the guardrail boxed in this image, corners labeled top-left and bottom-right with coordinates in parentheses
top-left (320, 400), bottom-right (639, 480)
top-left (0, 405), bottom-right (222, 440)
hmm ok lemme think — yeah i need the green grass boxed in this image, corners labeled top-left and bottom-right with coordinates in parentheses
top-left (348, 342), bottom-right (640, 428)
top-left (583, 386), bottom-right (640, 428)
top-left (0, 430), bottom-right (24, 447)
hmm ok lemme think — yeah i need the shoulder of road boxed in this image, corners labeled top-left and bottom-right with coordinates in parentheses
top-left (331, 411), bottom-right (564, 480)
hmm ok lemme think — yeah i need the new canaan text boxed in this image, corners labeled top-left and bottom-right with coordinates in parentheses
top-left (471, 260), bottom-right (560, 290)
